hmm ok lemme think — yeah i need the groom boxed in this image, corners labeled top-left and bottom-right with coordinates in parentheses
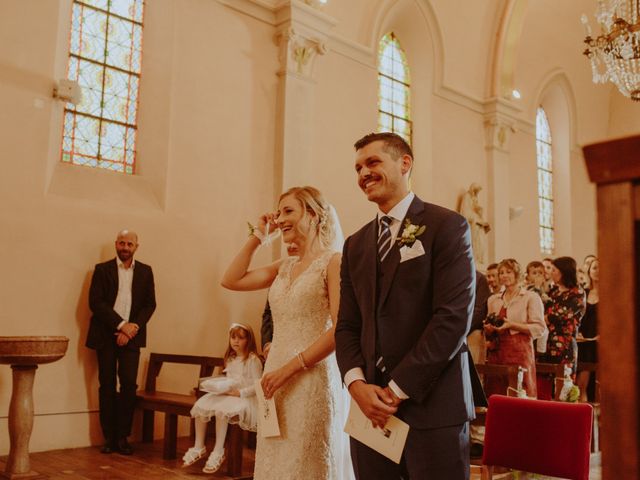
top-left (335, 132), bottom-right (476, 479)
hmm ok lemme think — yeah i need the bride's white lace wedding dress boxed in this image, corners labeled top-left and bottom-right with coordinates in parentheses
top-left (253, 250), bottom-right (350, 480)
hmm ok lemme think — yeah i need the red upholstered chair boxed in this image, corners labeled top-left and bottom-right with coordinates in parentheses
top-left (482, 395), bottom-right (593, 480)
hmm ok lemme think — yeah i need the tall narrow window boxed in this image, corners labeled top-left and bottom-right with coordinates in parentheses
top-left (536, 107), bottom-right (554, 254)
top-left (61, 0), bottom-right (145, 174)
top-left (378, 33), bottom-right (412, 145)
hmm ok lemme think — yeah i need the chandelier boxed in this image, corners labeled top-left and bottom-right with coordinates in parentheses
top-left (581, 0), bottom-right (640, 101)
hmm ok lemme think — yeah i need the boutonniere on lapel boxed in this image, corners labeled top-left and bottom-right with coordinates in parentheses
top-left (397, 219), bottom-right (426, 263)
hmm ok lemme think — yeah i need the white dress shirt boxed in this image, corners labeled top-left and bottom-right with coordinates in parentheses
top-left (114, 258), bottom-right (135, 330)
top-left (344, 192), bottom-right (415, 400)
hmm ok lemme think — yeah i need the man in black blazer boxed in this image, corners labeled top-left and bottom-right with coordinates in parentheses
top-left (86, 230), bottom-right (156, 455)
top-left (335, 133), bottom-right (476, 479)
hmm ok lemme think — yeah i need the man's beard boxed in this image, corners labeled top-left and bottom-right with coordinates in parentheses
top-left (117, 251), bottom-right (132, 262)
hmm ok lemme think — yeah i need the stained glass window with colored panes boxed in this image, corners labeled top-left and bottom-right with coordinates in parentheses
top-left (536, 107), bottom-right (554, 254)
top-left (61, 0), bottom-right (145, 174)
top-left (378, 33), bottom-right (412, 145)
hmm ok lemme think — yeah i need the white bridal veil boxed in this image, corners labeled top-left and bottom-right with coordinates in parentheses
top-left (328, 204), bottom-right (345, 253)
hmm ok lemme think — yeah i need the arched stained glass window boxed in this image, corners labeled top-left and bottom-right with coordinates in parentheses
top-left (61, 0), bottom-right (145, 174)
top-left (378, 33), bottom-right (412, 145)
top-left (536, 107), bottom-right (554, 254)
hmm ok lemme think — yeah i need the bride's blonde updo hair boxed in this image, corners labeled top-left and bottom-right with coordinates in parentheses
top-left (279, 186), bottom-right (336, 250)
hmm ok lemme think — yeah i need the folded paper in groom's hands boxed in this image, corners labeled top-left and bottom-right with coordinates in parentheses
top-left (344, 399), bottom-right (409, 463)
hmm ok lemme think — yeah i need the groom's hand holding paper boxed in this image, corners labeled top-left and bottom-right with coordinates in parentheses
top-left (344, 398), bottom-right (409, 464)
top-left (348, 381), bottom-right (397, 428)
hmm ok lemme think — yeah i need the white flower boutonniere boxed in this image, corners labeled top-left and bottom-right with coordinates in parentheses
top-left (397, 218), bottom-right (426, 247)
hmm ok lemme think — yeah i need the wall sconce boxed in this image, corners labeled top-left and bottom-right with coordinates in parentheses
top-left (509, 206), bottom-right (524, 220)
top-left (53, 79), bottom-right (82, 106)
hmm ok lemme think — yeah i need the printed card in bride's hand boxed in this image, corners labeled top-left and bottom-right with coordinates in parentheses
top-left (344, 399), bottom-right (409, 463)
top-left (255, 380), bottom-right (281, 438)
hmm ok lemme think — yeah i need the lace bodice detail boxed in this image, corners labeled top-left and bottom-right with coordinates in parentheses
top-left (266, 251), bottom-right (334, 367)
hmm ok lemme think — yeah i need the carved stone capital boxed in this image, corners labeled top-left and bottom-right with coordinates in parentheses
top-left (483, 97), bottom-right (520, 152)
top-left (276, 26), bottom-right (327, 78)
top-left (484, 115), bottom-right (516, 152)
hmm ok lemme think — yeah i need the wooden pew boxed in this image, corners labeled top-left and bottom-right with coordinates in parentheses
top-left (136, 353), bottom-right (252, 478)
top-left (534, 362), bottom-right (566, 400)
top-left (475, 363), bottom-right (520, 396)
top-left (577, 361), bottom-right (601, 453)
top-left (472, 364), bottom-right (520, 427)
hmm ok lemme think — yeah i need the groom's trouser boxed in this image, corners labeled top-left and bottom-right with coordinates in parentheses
top-left (349, 421), bottom-right (470, 480)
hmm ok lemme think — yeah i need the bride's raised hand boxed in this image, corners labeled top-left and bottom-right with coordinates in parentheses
top-left (222, 210), bottom-right (282, 291)
top-left (253, 211), bottom-right (281, 244)
top-left (257, 212), bottom-right (276, 232)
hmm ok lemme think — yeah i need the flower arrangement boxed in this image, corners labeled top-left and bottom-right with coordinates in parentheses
top-left (397, 218), bottom-right (426, 247)
top-left (563, 385), bottom-right (580, 402)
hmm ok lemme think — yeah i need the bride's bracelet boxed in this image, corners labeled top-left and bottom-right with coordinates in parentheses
top-left (248, 223), bottom-right (266, 244)
top-left (247, 221), bottom-right (279, 246)
top-left (296, 352), bottom-right (309, 370)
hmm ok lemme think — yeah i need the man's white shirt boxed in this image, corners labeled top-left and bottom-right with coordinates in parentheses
top-left (114, 258), bottom-right (135, 330)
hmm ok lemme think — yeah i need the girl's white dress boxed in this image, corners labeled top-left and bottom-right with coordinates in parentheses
top-left (190, 353), bottom-right (263, 431)
top-left (253, 251), bottom-right (351, 480)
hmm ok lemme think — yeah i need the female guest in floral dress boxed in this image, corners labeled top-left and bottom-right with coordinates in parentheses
top-left (577, 258), bottom-right (599, 401)
top-left (543, 256), bottom-right (586, 375)
top-left (483, 258), bottom-right (546, 397)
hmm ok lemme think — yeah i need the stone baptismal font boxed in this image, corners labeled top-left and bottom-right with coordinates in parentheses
top-left (0, 336), bottom-right (69, 479)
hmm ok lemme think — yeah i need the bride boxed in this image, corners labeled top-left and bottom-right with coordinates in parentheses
top-left (221, 186), bottom-right (351, 480)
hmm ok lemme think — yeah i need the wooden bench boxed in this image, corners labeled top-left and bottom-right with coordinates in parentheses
top-left (473, 363), bottom-right (561, 426)
top-left (475, 362), bottom-right (567, 399)
top-left (136, 353), bottom-right (252, 478)
top-left (534, 362), bottom-right (566, 400)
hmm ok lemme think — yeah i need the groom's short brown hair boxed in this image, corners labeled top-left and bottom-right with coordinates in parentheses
top-left (354, 132), bottom-right (413, 161)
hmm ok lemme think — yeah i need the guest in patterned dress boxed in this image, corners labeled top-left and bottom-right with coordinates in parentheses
top-left (483, 258), bottom-right (546, 398)
top-left (577, 258), bottom-right (599, 401)
top-left (543, 256), bottom-right (586, 375)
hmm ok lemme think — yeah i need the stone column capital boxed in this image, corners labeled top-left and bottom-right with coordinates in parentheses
top-left (484, 115), bottom-right (516, 153)
top-left (482, 97), bottom-right (521, 152)
top-left (276, 27), bottom-right (327, 78)
top-left (274, 1), bottom-right (335, 79)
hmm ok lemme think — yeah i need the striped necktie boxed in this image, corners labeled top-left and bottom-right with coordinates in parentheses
top-left (377, 215), bottom-right (393, 262)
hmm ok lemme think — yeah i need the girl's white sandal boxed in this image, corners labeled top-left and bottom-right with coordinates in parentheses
top-left (182, 446), bottom-right (207, 467)
top-left (202, 449), bottom-right (226, 474)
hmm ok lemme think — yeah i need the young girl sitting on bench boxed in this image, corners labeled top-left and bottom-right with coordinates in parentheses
top-left (182, 323), bottom-right (262, 473)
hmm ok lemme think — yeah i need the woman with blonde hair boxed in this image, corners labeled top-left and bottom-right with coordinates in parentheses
top-left (483, 258), bottom-right (547, 397)
top-left (221, 186), bottom-right (350, 480)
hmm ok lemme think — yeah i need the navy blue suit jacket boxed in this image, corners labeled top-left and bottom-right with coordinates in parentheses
top-left (335, 196), bottom-right (476, 429)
